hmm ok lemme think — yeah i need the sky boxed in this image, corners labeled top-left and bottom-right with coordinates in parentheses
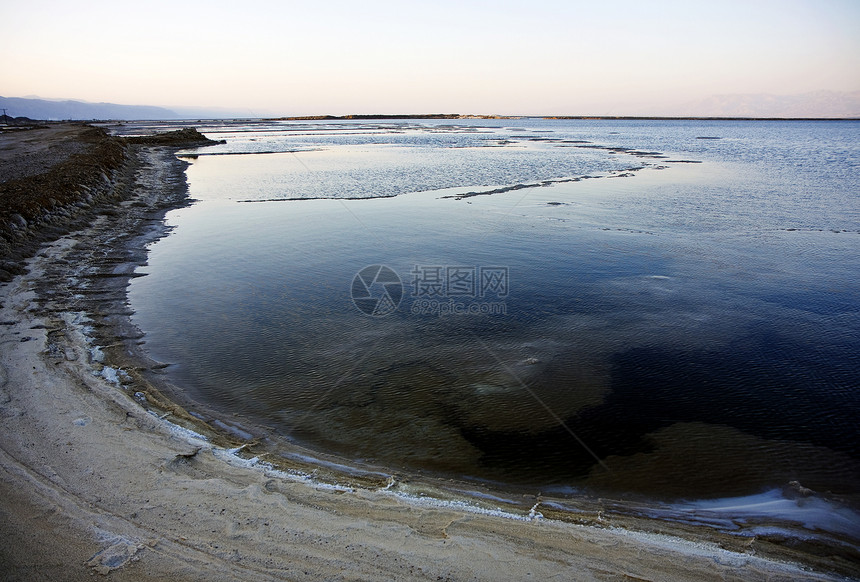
top-left (2, 0), bottom-right (859, 116)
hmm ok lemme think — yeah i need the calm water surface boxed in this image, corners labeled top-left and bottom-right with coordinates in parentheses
top-left (127, 119), bottom-right (860, 501)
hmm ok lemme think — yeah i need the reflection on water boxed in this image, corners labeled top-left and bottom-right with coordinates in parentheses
top-left (129, 119), bottom-right (860, 501)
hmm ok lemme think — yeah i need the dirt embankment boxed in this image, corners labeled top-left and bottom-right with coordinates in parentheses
top-left (123, 127), bottom-right (224, 147)
top-left (0, 124), bottom-right (219, 281)
top-left (0, 125), bottom-right (128, 277)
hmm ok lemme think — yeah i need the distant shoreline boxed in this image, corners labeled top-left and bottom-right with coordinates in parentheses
top-left (271, 114), bottom-right (860, 121)
top-left (4, 114), bottom-right (857, 124)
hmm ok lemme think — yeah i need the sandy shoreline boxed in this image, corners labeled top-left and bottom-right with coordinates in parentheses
top-left (0, 125), bottom-right (855, 580)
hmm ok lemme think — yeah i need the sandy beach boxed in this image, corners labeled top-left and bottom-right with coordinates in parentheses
top-left (0, 124), bottom-right (855, 581)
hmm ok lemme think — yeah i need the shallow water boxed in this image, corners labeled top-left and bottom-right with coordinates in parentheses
top-left (127, 119), bottom-right (860, 502)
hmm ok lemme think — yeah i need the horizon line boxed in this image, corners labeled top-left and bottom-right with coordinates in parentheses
top-left (5, 113), bottom-right (860, 123)
top-left (267, 114), bottom-right (860, 122)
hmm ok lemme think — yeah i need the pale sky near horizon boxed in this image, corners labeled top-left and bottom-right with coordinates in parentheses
top-left (2, 0), bottom-right (859, 116)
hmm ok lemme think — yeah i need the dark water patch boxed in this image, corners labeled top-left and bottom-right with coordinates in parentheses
top-left (451, 328), bottom-right (859, 492)
top-left (601, 331), bottom-right (860, 457)
top-left (756, 289), bottom-right (859, 315)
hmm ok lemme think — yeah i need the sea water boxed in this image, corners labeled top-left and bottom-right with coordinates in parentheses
top-left (125, 119), bottom-right (859, 504)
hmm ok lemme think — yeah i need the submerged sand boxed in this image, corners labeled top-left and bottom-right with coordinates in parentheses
top-left (0, 124), bottom-right (854, 580)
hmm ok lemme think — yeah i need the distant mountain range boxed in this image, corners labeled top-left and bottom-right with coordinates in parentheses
top-left (0, 96), bottom-right (180, 120)
top-left (3, 91), bottom-right (858, 121)
top-left (672, 91), bottom-right (860, 118)
top-left (0, 96), bottom-right (261, 121)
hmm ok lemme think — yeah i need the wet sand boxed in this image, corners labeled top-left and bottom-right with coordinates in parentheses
top-left (0, 124), bottom-right (854, 580)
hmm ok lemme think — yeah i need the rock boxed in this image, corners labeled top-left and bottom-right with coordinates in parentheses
top-left (86, 539), bottom-right (144, 575)
top-left (9, 214), bottom-right (27, 229)
top-left (785, 480), bottom-right (814, 498)
top-left (0, 260), bottom-right (24, 275)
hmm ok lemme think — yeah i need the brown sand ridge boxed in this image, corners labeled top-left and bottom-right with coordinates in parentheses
top-left (0, 124), bottom-right (220, 278)
top-left (0, 123), bottom-right (851, 580)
